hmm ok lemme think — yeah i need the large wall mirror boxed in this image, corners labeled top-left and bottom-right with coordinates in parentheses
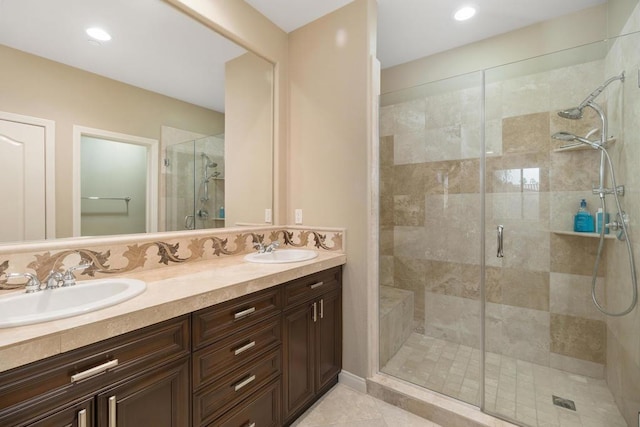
top-left (0, 0), bottom-right (274, 245)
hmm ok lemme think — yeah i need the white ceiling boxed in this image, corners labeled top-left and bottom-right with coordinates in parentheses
top-left (0, 0), bottom-right (609, 111)
top-left (247, 0), bottom-right (608, 68)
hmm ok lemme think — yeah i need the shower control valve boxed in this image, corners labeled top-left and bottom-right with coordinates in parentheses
top-left (592, 184), bottom-right (624, 196)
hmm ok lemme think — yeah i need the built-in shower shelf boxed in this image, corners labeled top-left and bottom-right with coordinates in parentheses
top-left (551, 230), bottom-right (616, 239)
top-left (553, 138), bottom-right (616, 152)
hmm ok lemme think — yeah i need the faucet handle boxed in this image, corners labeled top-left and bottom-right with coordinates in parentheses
top-left (62, 264), bottom-right (90, 287)
top-left (6, 272), bottom-right (42, 293)
top-left (253, 242), bottom-right (266, 253)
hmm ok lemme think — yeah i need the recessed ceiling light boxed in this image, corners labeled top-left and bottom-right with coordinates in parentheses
top-left (454, 6), bottom-right (476, 21)
top-left (86, 27), bottom-right (112, 42)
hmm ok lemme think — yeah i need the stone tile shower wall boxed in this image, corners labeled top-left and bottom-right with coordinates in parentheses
top-left (380, 59), bottom-right (613, 378)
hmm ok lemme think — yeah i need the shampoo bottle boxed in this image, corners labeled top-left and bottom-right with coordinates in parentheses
top-left (596, 208), bottom-right (610, 234)
top-left (574, 199), bottom-right (595, 232)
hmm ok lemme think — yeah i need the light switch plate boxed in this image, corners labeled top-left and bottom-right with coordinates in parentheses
top-left (264, 208), bottom-right (272, 223)
top-left (294, 209), bottom-right (303, 224)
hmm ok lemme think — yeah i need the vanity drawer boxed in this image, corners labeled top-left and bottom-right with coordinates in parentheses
top-left (193, 316), bottom-right (281, 390)
top-left (210, 379), bottom-right (281, 427)
top-left (283, 266), bottom-right (342, 308)
top-left (193, 348), bottom-right (281, 427)
top-left (0, 315), bottom-right (189, 421)
top-left (192, 286), bottom-right (282, 350)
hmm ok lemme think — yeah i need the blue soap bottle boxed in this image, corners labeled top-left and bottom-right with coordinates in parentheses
top-left (574, 199), bottom-right (594, 232)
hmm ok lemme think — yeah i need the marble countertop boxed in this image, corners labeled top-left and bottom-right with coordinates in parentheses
top-left (0, 251), bottom-right (346, 373)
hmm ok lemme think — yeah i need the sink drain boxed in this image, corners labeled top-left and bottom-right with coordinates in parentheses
top-left (552, 395), bottom-right (576, 411)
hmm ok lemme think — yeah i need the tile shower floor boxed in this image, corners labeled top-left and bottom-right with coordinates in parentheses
top-left (292, 383), bottom-right (442, 427)
top-left (381, 333), bottom-right (627, 427)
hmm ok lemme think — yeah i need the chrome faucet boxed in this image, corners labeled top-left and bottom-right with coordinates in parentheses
top-left (5, 263), bottom-right (90, 293)
top-left (253, 240), bottom-right (280, 253)
top-left (45, 271), bottom-right (63, 290)
top-left (62, 264), bottom-right (90, 287)
top-left (5, 272), bottom-right (42, 293)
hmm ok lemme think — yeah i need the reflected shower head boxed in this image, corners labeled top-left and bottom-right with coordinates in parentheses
top-left (201, 153), bottom-right (217, 168)
top-left (552, 132), bottom-right (601, 149)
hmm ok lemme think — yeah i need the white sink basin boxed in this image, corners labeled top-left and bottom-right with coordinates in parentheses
top-left (0, 278), bottom-right (146, 328)
top-left (244, 249), bottom-right (318, 264)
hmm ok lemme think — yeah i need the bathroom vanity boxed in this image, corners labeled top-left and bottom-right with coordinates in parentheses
top-left (0, 256), bottom-right (344, 427)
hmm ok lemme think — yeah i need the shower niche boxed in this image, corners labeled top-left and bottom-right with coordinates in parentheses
top-left (165, 134), bottom-right (225, 231)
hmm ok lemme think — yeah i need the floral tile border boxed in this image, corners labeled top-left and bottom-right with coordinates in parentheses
top-left (0, 226), bottom-right (344, 290)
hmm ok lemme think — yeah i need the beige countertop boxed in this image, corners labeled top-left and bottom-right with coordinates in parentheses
top-left (0, 251), bottom-right (346, 373)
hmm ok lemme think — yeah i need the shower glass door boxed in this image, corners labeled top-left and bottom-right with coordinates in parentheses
top-left (165, 134), bottom-right (225, 231)
top-left (378, 71), bottom-right (484, 406)
top-left (482, 35), bottom-right (635, 426)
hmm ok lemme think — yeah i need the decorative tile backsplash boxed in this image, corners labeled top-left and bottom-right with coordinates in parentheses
top-left (0, 226), bottom-right (344, 290)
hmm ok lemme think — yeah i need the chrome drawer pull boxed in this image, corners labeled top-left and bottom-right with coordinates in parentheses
top-left (234, 306), bottom-right (256, 319)
top-left (71, 359), bottom-right (119, 383)
top-left (320, 299), bottom-right (324, 319)
top-left (244, 423), bottom-right (256, 427)
top-left (234, 341), bottom-right (256, 356)
top-left (233, 374), bottom-right (256, 392)
top-left (312, 302), bottom-right (317, 323)
top-left (108, 396), bottom-right (116, 427)
top-left (78, 409), bottom-right (87, 427)
top-left (309, 281), bottom-right (324, 289)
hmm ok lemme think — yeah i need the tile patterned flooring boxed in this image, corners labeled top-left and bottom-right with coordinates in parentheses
top-left (292, 383), bottom-right (442, 427)
top-left (381, 333), bottom-right (627, 427)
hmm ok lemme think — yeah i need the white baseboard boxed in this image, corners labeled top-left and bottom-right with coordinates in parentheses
top-left (338, 370), bottom-right (367, 393)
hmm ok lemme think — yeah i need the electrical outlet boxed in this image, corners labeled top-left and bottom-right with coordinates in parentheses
top-left (264, 208), bottom-right (272, 223)
top-left (294, 209), bottom-right (303, 224)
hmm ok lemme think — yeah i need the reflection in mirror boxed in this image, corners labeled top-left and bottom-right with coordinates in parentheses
top-left (0, 0), bottom-right (274, 244)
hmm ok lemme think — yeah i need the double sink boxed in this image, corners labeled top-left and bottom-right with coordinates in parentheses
top-left (0, 249), bottom-right (318, 328)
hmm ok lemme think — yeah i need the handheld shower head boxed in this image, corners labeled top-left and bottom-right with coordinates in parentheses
top-left (552, 131), bottom-right (601, 149)
top-left (557, 71), bottom-right (625, 120)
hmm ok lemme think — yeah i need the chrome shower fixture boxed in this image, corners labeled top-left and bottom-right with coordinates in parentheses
top-left (557, 71), bottom-right (625, 119)
top-left (201, 152), bottom-right (217, 168)
top-left (551, 131), bottom-right (601, 149)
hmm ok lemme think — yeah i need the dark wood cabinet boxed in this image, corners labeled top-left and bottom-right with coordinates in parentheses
top-left (0, 316), bottom-right (190, 427)
top-left (0, 265), bottom-right (343, 427)
top-left (282, 267), bottom-right (342, 425)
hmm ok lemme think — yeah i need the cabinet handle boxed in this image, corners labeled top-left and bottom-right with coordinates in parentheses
top-left (312, 302), bottom-right (317, 323)
top-left (234, 306), bottom-right (256, 319)
top-left (71, 359), bottom-right (119, 383)
top-left (233, 374), bottom-right (256, 392)
top-left (78, 409), bottom-right (87, 427)
top-left (108, 396), bottom-right (116, 427)
top-left (234, 340), bottom-right (256, 356)
top-left (320, 299), bottom-right (324, 319)
top-left (309, 281), bottom-right (324, 289)
top-left (244, 423), bottom-right (256, 427)
top-left (497, 225), bottom-right (504, 258)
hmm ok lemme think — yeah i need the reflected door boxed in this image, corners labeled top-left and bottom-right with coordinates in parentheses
top-left (0, 118), bottom-right (46, 242)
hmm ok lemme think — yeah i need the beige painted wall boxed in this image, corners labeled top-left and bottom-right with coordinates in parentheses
top-left (225, 52), bottom-right (273, 226)
top-left (0, 44), bottom-right (223, 238)
top-left (381, 4), bottom-right (609, 94)
top-left (168, 0), bottom-right (288, 224)
top-left (288, 0), bottom-right (377, 379)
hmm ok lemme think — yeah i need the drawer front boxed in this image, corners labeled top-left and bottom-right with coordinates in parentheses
top-left (193, 348), bottom-right (281, 427)
top-left (212, 379), bottom-right (281, 427)
top-left (283, 266), bottom-right (342, 308)
top-left (0, 315), bottom-right (190, 418)
top-left (192, 287), bottom-right (282, 350)
top-left (193, 317), bottom-right (281, 390)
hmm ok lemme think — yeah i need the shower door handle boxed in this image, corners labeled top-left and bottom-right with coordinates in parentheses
top-left (497, 225), bottom-right (504, 258)
top-left (184, 215), bottom-right (195, 230)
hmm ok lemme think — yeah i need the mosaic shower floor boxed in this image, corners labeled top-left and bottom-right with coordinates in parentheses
top-left (381, 333), bottom-right (627, 427)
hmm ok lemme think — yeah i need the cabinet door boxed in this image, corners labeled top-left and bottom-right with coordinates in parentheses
top-left (96, 358), bottom-right (189, 427)
top-left (10, 397), bottom-right (94, 427)
top-left (282, 302), bottom-right (315, 421)
top-left (316, 288), bottom-right (342, 392)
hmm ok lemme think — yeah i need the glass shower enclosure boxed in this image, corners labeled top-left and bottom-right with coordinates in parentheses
top-left (165, 134), bottom-right (225, 231)
top-left (379, 29), bottom-right (640, 427)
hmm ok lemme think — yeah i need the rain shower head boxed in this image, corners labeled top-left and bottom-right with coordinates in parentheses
top-left (557, 72), bottom-right (625, 120)
top-left (552, 132), bottom-right (601, 149)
